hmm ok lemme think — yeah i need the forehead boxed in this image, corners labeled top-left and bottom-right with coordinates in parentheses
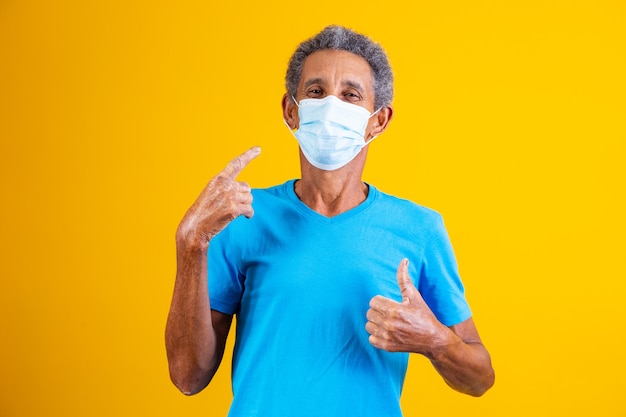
top-left (299, 49), bottom-right (373, 91)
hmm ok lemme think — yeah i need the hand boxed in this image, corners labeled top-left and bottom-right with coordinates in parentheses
top-left (176, 146), bottom-right (261, 248)
top-left (366, 258), bottom-right (447, 355)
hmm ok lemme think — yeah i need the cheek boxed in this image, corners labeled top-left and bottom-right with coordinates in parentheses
top-left (366, 118), bottom-right (379, 138)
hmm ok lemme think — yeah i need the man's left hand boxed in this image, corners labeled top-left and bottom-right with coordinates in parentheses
top-left (365, 258), bottom-right (447, 355)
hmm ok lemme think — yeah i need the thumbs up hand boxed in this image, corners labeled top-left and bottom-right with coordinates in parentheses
top-left (366, 258), bottom-right (447, 354)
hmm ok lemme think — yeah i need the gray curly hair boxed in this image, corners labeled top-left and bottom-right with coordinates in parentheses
top-left (285, 25), bottom-right (394, 109)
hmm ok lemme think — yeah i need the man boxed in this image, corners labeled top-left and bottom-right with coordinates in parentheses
top-left (166, 25), bottom-right (494, 416)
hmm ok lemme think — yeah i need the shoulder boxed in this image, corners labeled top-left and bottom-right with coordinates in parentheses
top-left (226, 180), bottom-right (295, 231)
top-left (371, 185), bottom-right (444, 227)
top-left (250, 180), bottom-right (293, 202)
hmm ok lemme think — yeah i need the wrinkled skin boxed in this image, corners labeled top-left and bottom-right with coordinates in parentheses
top-left (176, 147), bottom-right (261, 246)
top-left (366, 259), bottom-right (494, 396)
top-left (165, 147), bottom-right (259, 395)
top-left (166, 48), bottom-right (494, 399)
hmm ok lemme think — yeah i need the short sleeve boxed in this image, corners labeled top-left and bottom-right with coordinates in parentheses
top-left (418, 214), bottom-right (472, 326)
top-left (207, 224), bottom-right (245, 315)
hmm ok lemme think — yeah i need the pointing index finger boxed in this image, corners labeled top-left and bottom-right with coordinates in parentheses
top-left (221, 146), bottom-right (261, 179)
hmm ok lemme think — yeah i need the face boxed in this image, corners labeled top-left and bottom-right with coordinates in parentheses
top-left (283, 49), bottom-right (391, 141)
top-left (297, 49), bottom-right (375, 111)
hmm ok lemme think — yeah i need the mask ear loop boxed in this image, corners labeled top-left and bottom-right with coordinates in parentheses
top-left (283, 96), bottom-right (300, 131)
top-left (365, 107), bottom-right (383, 144)
top-left (365, 134), bottom-right (379, 145)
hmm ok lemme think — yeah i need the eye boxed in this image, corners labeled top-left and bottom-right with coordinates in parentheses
top-left (306, 88), bottom-right (324, 98)
top-left (343, 91), bottom-right (362, 102)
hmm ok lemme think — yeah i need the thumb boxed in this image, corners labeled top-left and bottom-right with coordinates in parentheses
top-left (396, 258), bottom-right (415, 303)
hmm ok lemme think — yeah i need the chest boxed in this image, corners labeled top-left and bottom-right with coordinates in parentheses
top-left (238, 221), bottom-right (419, 319)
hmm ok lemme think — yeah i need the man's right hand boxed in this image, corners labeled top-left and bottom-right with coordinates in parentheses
top-left (168, 147), bottom-right (259, 394)
top-left (176, 146), bottom-right (261, 248)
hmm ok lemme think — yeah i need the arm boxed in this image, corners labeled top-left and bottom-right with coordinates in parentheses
top-left (165, 146), bottom-right (260, 395)
top-left (366, 259), bottom-right (494, 397)
top-left (165, 237), bottom-right (233, 395)
top-left (428, 317), bottom-right (494, 397)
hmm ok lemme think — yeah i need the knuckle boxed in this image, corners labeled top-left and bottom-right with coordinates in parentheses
top-left (382, 321), bottom-right (396, 333)
top-left (222, 181), bottom-right (234, 192)
top-left (228, 200), bottom-right (240, 213)
top-left (214, 172), bottom-right (228, 182)
top-left (369, 296), bottom-right (382, 308)
top-left (387, 307), bottom-right (399, 320)
top-left (211, 174), bottom-right (232, 190)
top-left (379, 339), bottom-right (391, 350)
top-left (238, 181), bottom-right (251, 192)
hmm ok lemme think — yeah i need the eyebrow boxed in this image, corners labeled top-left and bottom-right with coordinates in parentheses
top-left (343, 80), bottom-right (365, 93)
top-left (302, 78), bottom-right (366, 93)
top-left (303, 78), bottom-right (324, 89)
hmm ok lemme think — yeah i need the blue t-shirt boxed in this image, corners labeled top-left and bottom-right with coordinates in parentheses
top-left (208, 180), bottom-right (471, 417)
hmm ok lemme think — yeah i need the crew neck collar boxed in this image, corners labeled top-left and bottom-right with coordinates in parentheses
top-left (283, 179), bottom-right (378, 224)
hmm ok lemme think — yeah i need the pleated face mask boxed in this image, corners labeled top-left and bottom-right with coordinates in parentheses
top-left (287, 95), bottom-right (379, 171)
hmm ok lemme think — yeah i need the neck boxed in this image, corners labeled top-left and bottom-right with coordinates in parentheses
top-left (295, 152), bottom-right (369, 217)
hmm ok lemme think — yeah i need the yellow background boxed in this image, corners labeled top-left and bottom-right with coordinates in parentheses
top-left (1, 0), bottom-right (624, 415)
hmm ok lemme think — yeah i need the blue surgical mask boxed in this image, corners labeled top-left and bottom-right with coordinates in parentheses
top-left (286, 95), bottom-right (379, 171)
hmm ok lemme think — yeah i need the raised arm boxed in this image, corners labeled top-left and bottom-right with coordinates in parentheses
top-left (165, 146), bottom-right (261, 395)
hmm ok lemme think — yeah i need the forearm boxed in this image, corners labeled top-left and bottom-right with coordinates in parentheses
top-left (427, 327), bottom-right (495, 397)
top-left (165, 147), bottom-right (257, 394)
top-left (165, 237), bottom-right (219, 395)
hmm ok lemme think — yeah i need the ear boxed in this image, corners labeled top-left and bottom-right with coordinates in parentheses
top-left (282, 93), bottom-right (299, 129)
top-left (367, 106), bottom-right (394, 139)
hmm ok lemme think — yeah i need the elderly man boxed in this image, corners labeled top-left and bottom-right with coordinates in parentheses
top-left (166, 25), bottom-right (494, 416)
